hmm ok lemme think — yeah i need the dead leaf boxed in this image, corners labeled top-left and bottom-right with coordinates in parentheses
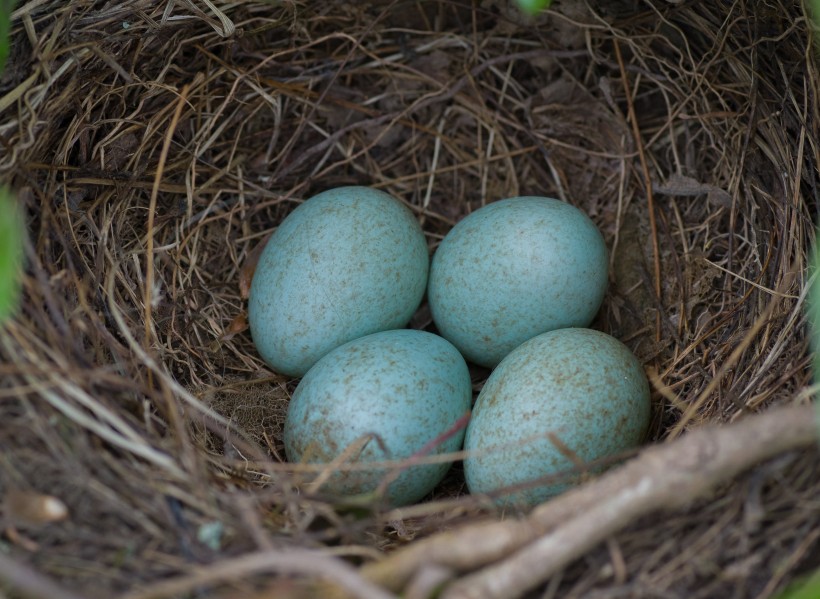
top-left (653, 173), bottom-right (732, 207)
top-left (4, 490), bottom-right (68, 527)
top-left (101, 132), bottom-right (139, 171)
top-left (240, 234), bottom-right (272, 299)
top-left (410, 50), bottom-right (453, 84)
top-left (220, 312), bottom-right (248, 342)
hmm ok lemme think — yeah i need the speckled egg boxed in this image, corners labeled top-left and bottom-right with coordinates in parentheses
top-left (248, 186), bottom-right (429, 377)
top-left (463, 328), bottom-right (650, 506)
top-left (284, 329), bottom-right (472, 507)
top-left (427, 197), bottom-right (608, 368)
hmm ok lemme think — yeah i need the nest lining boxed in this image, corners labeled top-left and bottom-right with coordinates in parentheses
top-left (0, 0), bottom-right (818, 596)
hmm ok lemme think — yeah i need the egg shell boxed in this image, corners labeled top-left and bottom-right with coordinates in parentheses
top-left (427, 196), bottom-right (608, 368)
top-left (463, 328), bottom-right (650, 506)
top-left (284, 329), bottom-right (472, 507)
top-left (248, 186), bottom-right (429, 377)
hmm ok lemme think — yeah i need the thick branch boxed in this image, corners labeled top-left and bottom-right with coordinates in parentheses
top-left (361, 403), bottom-right (818, 596)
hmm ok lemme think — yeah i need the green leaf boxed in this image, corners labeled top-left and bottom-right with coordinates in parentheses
top-left (515, 0), bottom-right (553, 16)
top-left (0, 188), bottom-right (23, 324)
top-left (810, 235), bottom-right (820, 436)
top-left (772, 566), bottom-right (820, 599)
top-left (810, 0), bottom-right (820, 26)
top-left (811, 235), bottom-right (820, 384)
top-left (0, 0), bottom-right (16, 74)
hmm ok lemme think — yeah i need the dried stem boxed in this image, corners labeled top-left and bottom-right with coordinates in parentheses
top-left (118, 549), bottom-right (397, 599)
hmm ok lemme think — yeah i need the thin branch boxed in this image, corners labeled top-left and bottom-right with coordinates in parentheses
top-left (145, 83), bottom-right (190, 348)
top-left (613, 39), bottom-right (663, 342)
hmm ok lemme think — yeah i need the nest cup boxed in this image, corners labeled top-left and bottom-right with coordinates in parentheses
top-left (0, 1), bottom-right (818, 597)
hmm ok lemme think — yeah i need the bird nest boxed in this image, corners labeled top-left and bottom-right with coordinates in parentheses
top-left (1, 0), bottom-right (819, 597)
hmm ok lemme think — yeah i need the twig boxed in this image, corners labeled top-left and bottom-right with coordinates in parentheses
top-left (0, 552), bottom-right (87, 599)
top-left (361, 403), bottom-right (818, 596)
top-left (117, 549), bottom-right (397, 599)
top-left (375, 411), bottom-right (471, 499)
top-left (443, 403), bottom-right (818, 598)
top-left (145, 83), bottom-right (189, 350)
top-left (613, 39), bottom-right (662, 342)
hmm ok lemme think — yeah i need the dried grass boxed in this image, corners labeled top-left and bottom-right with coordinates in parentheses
top-left (0, 0), bottom-right (818, 597)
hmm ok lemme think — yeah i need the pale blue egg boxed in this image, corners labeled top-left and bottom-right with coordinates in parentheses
top-left (427, 197), bottom-right (608, 368)
top-left (464, 328), bottom-right (650, 506)
top-left (248, 187), bottom-right (429, 377)
top-left (284, 329), bottom-right (472, 507)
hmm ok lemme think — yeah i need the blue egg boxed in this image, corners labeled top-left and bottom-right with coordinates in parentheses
top-left (463, 328), bottom-right (650, 506)
top-left (427, 197), bottom-right (608, 368)
top-left (248, 187), bottom-right (429, 377)
top-left (284, 329), bottom-right (472, 507)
